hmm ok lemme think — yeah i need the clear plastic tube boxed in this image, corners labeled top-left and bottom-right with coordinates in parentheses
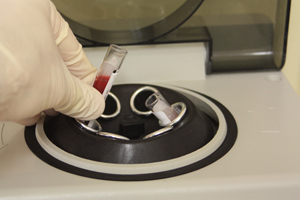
top-left (92, 44), bottom-right (128, 99)
top-left (145, 92), bottom-right (179, 126)
top-left (83, 44), bottom-right (127, 129)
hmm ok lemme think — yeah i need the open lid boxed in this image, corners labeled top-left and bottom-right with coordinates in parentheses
top-left (53, 0), bottom-right (291, 73)
top-left (52, 0), bottom-right (203, 45)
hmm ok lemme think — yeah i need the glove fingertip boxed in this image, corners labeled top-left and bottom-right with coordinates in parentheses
top-left (72, 84), bottom-right (106, 121)
top-left (53, 75), bottom-right (106, 121)
top-left (81, 87), bottom-right (106, 120)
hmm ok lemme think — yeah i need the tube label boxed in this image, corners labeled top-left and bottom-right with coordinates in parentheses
top-left (102, 72), bottom-right (118, 100)
top-left (153, 111), bottom-right (172, 126)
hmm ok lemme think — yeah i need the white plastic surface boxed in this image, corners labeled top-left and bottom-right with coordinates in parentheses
top-left (1, 70), bottom-right (300, 199)
top-left (84, 42), bottom-right (207, 83)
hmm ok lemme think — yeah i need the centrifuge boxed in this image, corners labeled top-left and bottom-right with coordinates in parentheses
top-left (1, 0), bottom-right (300, 199)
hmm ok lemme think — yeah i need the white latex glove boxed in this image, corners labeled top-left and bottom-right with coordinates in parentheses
top-left (0, 0), bottom-right (105, 126)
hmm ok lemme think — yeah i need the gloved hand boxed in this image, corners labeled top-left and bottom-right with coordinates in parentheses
top-left (0, 0), bottom-right (105, 126)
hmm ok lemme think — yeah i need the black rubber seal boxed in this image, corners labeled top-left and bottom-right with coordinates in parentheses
top-left (42, 85), bottom-right (215, 164)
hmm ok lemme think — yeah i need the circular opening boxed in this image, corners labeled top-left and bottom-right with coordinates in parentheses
top-left (110, 44), bottom-right (128, 55)
top-left (130, 86), bottom-right (159, 116)
top-left (102, 94), bottom-right (117, 115)
top-left (25, 84), bottom-right (237, 181)
top-left (75, 119), bottom-right (102, 133)
top-left (144, 92), bottom-right (159, 109)
top-left (43, 85), bottom-right (218, 164)
top-left (134, 90), bottom-right (154, 112)
top-left (101, 92), bottom-right (121, 119)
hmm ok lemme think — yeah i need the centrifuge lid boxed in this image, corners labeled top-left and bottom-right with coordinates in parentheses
top-left (53, 0), bottom-right (291, 72)
top-left (52, 0), bottom-right (203, 45)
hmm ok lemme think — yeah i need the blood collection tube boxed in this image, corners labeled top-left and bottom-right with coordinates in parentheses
top-left (92, 44), bottom-right (128, 99)
top-left (145, 92), bottom-right (179, 126)
top-left (84, 44), bottom-right (127, 129)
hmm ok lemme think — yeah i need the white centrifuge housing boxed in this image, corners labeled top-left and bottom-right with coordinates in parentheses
top-left (1, 0), bottom-right (300, 199)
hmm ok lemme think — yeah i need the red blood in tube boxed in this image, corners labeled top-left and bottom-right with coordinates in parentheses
top-left (93, 75), bottom-right (110, 94)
